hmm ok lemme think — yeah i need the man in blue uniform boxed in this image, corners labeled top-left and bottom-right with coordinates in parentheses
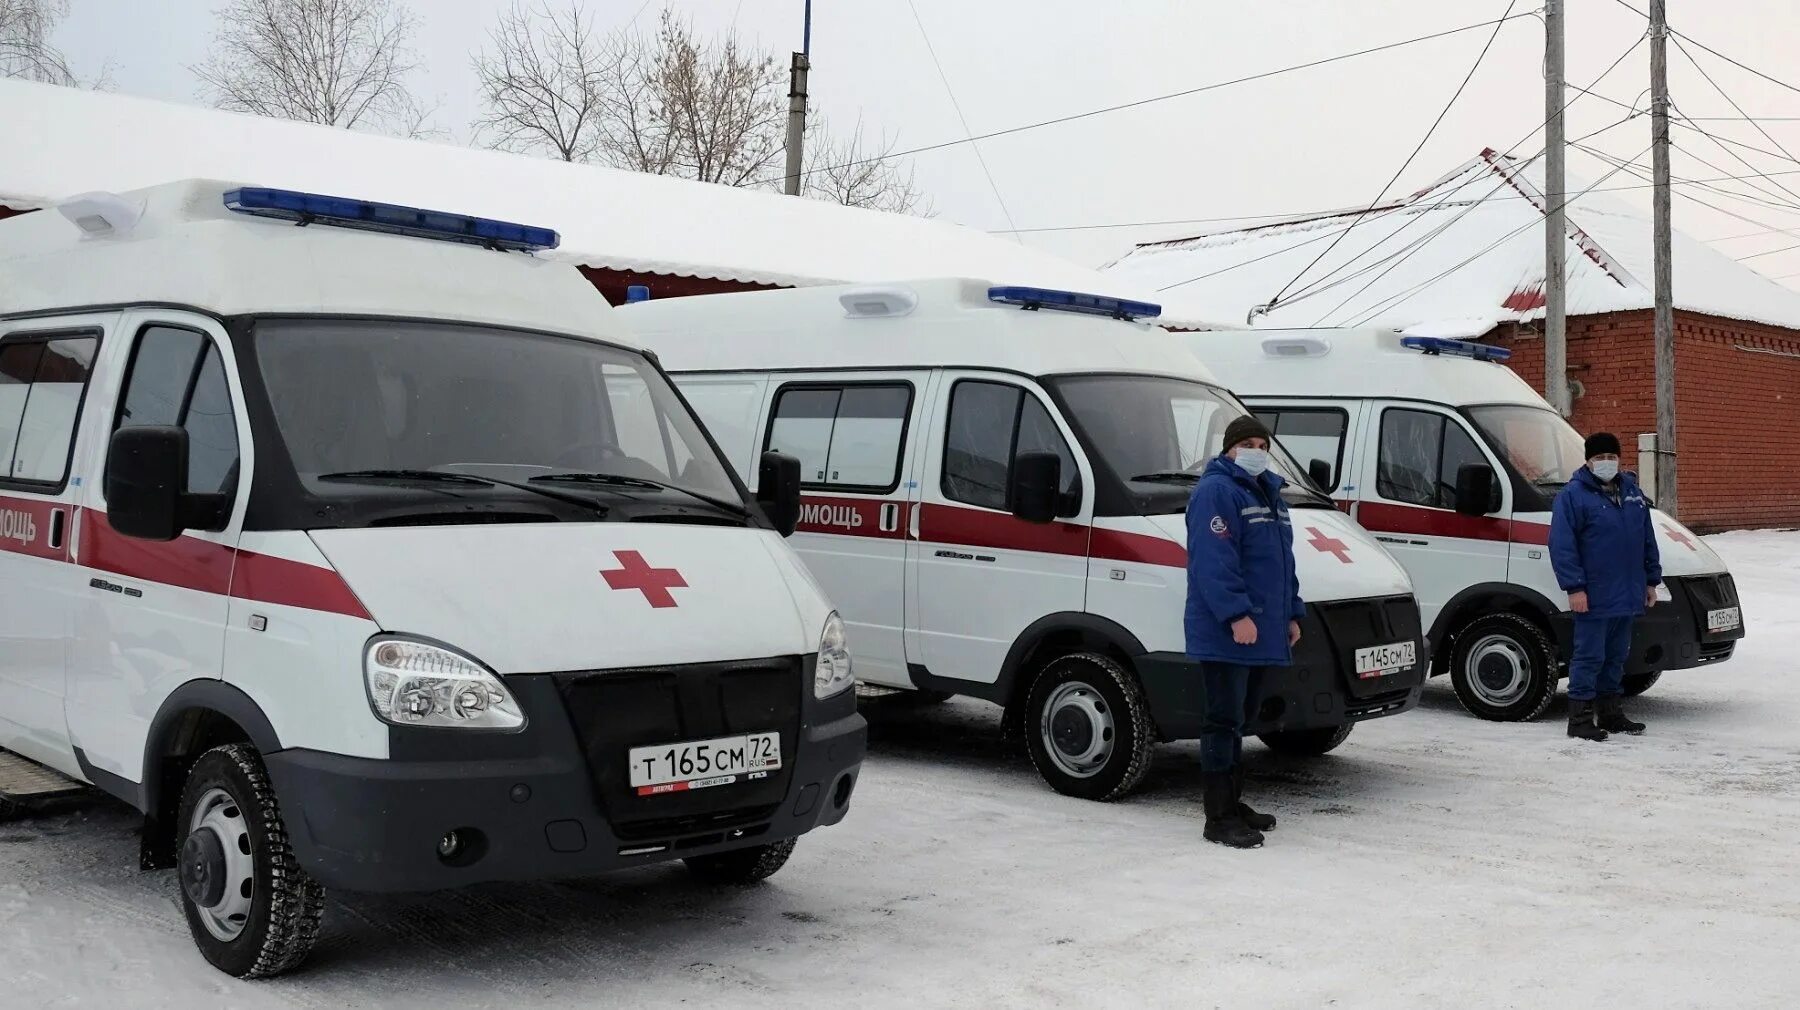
top-left (1550, 432), bottom-right (1661, 742)
top-left (1185, 415), bottom-right (1303, 849)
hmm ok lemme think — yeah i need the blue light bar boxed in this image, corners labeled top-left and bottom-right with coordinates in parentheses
top-left (222, 187), bottom-right (559, 252)
top-left (987, 285), bottom-right (1162, 321)
top-left (1399, 335), bottom-right (1512, 362)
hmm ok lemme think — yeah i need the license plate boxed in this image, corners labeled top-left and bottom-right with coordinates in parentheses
top-left (1707, 606), bottom-right (1742, 633)
top-left (1354, 640), bottom-right (1417, 679)
top-left (628, 732), bottom-right (781, 796)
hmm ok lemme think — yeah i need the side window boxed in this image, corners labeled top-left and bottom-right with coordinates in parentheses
top-left (676, 379), bottom-right (763, 478)
top-left (1377, 408), bottom-right (1443, 507)
top-left (766, 383), bottom-right (911, 491)
top-left (114, 326), bottom-right (240, 498)
top-left (1439, 419), bottom-right (1495, 512)
top-left (944, 380), bottom-right (1079, 511)
top-left (1261, 408), bottom-right (1348, 490)
top-left (0, 333), bottom-right (100, 487)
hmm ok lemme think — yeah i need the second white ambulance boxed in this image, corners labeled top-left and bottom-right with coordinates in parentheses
top-left (1186, 327), bottom-right (1745, 721)
top-left (624, 280), bottom-right (1427, 801)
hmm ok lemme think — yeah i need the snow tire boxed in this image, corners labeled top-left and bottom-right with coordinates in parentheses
top-left (1621, 670), bottom-right (1662, 697)
top-left (1023, 651), bottom-right (1155, 802)
top-left (684, 838), bottom-right (797, 885)
top-left (1448, 612), bottom-right (1559, 722)
top-left (175, 744), bottom-right (325, 979)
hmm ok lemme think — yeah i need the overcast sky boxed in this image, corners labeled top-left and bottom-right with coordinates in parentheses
top-left (48, 0), bottom-right (1800, 284)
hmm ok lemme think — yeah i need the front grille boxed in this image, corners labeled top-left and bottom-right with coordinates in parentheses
top-left (554, 656), bottom-right (803, 837)
top-left (1346, 688), bottom-right (1414, 719)
top-left (1698, 641), bottom-right (1736, 663)
top-left (1314, 595), bottom-right (1426, 697)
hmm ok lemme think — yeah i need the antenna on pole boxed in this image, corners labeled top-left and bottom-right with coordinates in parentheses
top-left (783, 1), bottom-right (813, 196)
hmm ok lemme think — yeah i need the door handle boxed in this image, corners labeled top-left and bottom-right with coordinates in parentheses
top-left (47, 508), bottom-right (67, 551)
top-left (908, 503), bottom-right (921, 539)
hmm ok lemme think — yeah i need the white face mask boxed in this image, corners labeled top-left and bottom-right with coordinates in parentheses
top-left (1591, 460), bottom-right (1620, 482)
top-left (1234, 448), bottom-right (1271, 477)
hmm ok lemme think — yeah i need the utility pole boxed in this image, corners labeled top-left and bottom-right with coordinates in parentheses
top-left (1650, 0), bottom-right (1678, 514)
top-left (782, 0), bottom-right (813, 196)
top-left (1543, 0), bottom-right (1570, 416)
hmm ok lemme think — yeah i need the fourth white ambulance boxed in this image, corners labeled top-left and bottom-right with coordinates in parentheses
top-left (625, 280), bottom-right (1426, 802)
top-left (1186, 328), bottom-right (1745, 722)
top-left (0, 181), bottom-right (864, 977)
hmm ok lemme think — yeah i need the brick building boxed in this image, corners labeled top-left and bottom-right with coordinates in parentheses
top-left (1104, 149), bottom-right (1800, 531)
top-left (0, 78), bottom-right (1192, 322)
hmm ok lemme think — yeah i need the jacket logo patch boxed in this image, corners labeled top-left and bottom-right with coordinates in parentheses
top-left (1209, 515), bottom-right (1228, 536)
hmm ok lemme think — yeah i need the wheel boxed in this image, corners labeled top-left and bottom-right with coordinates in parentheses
top-left (1448, 612), bottom-right (1559, 722)
top-left (175, 744), bottom-right (325, 979)
top-left (683, 838), bottom-right (796, 885)
top-left (1022, 652), bottom-right (1155, 802)
top-left (1621, 671), bottom-right (1662, 697)
top-left (1258, 722), bottom-right (1354, 757)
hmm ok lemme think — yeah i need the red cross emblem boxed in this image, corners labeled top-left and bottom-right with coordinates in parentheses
top-left (1663, 524), bottom-right (1697, 551)
top-left (600, 550), bottom-right (688, 608)
top-left (1306, 526), bottom-right (1353, 564)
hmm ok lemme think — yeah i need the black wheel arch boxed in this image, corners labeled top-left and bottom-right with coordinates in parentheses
top-left (136, 680), bottom-right (284, 869)
top-left (1428, 582), bottom-right (1562, 673)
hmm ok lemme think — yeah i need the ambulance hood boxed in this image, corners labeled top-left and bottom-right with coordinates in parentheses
top-left (308, 524), bottom-right (829, 673)
top-left (1516, 507), bottom-right (1728, 578)
top-left (1143, 506), bottom-right (1413, 602)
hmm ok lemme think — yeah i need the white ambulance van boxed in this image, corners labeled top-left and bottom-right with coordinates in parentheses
top-left (1186, 328), bottom-right (1745, 721)
top-left (0, 181), bottom-right (865, 977)
top-left (622, 280), bottom-right (1426, 802)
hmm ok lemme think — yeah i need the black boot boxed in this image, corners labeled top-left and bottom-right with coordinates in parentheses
top-left (1596, 695), bottom-right (1646, 735)
top-left (1567, 700), bottom-right (1610, 742)
top-left (1230, 764), bottom-right (1277, 831)
top-left (1203, 771), bottom-right (1264, 849)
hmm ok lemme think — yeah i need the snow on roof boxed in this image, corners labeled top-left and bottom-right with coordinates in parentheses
top-left (1103, 148), bottom-right (1800, 334)
top-left (0, 79), bottom-right (1206, 328)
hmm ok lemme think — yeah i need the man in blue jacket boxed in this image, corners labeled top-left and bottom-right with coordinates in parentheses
top-left (1186, 415), bottom-right (1304, 849)
top-left (1550, 432), bottom-right (1662, 741)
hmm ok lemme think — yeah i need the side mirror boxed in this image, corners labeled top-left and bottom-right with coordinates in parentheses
top-left (756, 450), bottom-right (802, 537)
top-left (105, 426), bottom-right (188, 541)
top-left (1454, 463), bottom-right (1498, 516)
top-left (1010, 451), bottom-right (1061, 524)
top-left (1307, 458), bottom-right (1333, 491)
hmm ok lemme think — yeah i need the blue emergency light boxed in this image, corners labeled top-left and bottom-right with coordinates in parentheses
top-left (1399, 335), bottom-right (1512, 363)
top-left (221, 187), bottom-right (560, 252)
top-left (987, 285), bottom-right (1162, 321)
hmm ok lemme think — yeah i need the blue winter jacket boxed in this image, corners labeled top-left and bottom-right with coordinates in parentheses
top-left (1184, 455), bottom-right (1305, 665)
top-left (1549, 467), bottom-right (1663, 618)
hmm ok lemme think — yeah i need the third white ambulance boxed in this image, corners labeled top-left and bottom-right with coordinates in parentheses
top-left (1186, 328), bottom-right (1745, 721)
top-left (624, 280), bottom-right (1426, 801)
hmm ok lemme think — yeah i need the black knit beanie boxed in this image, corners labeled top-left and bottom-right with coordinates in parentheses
top-left (1223, 415), bottom-right (1273, 453)
top-left (1584, 432), bottom-right (1622, 459)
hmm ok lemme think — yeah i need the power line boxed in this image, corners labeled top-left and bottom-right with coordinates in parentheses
top-left (1264, 0), bottom-right (1520, 313)
top-left (1671, 36), bottom-right (1800, 207)
top-left (1340, 143), bottom-right (1655, 327)
top-left (904, 0), bottom-right (1019, 239)
top-left (750, 11), bottom-right (1540, 188)
top-left (1737, 241), bottom-right (1800, 262)
top-left (1574, 144), bottom-right (1800, 247)
top-left (1665, 138), bottom-right (1800, 215)
top-left (1573, 86), bottom-right (1800, 166)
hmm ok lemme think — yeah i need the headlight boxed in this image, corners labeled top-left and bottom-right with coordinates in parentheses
top-left (814, 612), bottom-right (854, 699)
top-left (364, 637), bottom-right (525, 731)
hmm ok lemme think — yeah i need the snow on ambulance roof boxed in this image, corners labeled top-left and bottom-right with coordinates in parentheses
top-left (622, 278), bottom-right (1220, 383)
top-left (0, 79), bottom-right (1208, 330)
top-left (0, 178), bottom-right (627, 342)
top-left (1103, 149), bottom-right (1800, 335)
top-left (1184, 326), bottom-right (1551, 409)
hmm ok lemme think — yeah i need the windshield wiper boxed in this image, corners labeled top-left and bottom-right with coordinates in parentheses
top-left (1129, 471), bottom-right (1202, 484)
top-left (532, 472), bottom-right (750, 517)
top-left (318, 469), bottom-right (608, 516)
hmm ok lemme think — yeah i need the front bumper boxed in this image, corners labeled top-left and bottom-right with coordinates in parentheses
top-left (1549, 573), bottom-right (1745, 675)
top-left (264, 669), bottom-right (866, 893)
top-left (1136, 595), bottom-right (1426, 740)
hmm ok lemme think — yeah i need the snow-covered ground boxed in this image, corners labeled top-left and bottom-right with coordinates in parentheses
top-left (4, 532), bottom-right (1797, 1009)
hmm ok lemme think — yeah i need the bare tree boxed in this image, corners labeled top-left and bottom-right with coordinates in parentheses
top-left (471, 1), bottom-right (607, 162)
top-left (801, 116), bottom-right (930, 215)
top-left (1, 0), bottom-right (75, 84)
top-left (645, 9), bottom-right (785, 187)
top-left (192, 0), bottom-right (434, 136)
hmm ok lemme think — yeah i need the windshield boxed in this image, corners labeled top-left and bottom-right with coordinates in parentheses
top-left (1050, 374), bottom-right (1328, 513)
top-left (250, 318), bottom-right (744, 524)
top-left (1466, 404), bottom-right (1587, 489)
